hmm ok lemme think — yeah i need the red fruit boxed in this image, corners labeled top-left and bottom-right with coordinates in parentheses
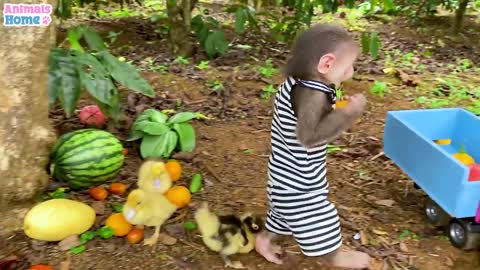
top-left (468, 164), bottom-right (480, 181)
top-left (79, 105), bottom-right (105, 128)
top-left (29, 265), bottom-right (53, 270)
top-left (89, 186), bottom-right (108, 200)
top-left (108, 183), bottom-right (127, 195)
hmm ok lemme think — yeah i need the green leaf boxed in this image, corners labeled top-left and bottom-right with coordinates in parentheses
top-left (126, 129), bottom-right (144, 141)
top-left (370, 32), bottom-right (381, 60)
top-left (163, 130), bottom-right (178, 158)
top-left (361, 32), bottom-right (370, 55)
top-left (168, 112), bottom-right (198, 124)
top-left (48, 48), bottom-right (81, 117)
top-left (67, 28), bottom-right (85, 52)
top-left (112, 203), bottom-right (123, 212)
top-left (98, 51), bottom-right (155, 97)
top-left (74, 52), bottom-right (116, 106)
top-left (383, 0), bottom-right (395, 12)
top-left (345, 0), bottom-right (355, 8)
top-left (97, 226), bottom-right (114, 239)
top-left (140, 122), bottom-right (170, 135)
top-left (141, 135), bottom-right (167, 158)
top-left (184, 220), bottom-right (197, 231)
top-left (235, 8), bottom-right (247, 34)
top-left (83, 27), bottom-right (107, 51)
top-left (80, 231), bottom-right (97, 242)
top-left (69, 244), bottom-right (86, 254)
top-left (148, 109), bottom-right (168, 123)
top-left (94, 91), bottom-right (121, 123)
top-left (173, 123), bottom-right (195, 152)
top-left (204, 31), bottom-right (229, 59)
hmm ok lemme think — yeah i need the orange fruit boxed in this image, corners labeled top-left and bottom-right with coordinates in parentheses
top-left (108, 183), bottom-right (127, 195)
top-left (105, 213), bottom-right (133, 236)
top-left (165, 160), bottom-right (182, 182)
top-left (89, 186), bottom-right (108, 201)
top-left (335, 100), bottom-right (348, 109)
top-left (127, 228), bottom-right (144, 244)
top-left (165, 186), bottom-right (191, 208)
top-left (30, 265), bottom-right (53, 270)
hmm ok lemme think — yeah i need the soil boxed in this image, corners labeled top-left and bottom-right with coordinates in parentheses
top-left (1, 4), bottom-right (480, 270)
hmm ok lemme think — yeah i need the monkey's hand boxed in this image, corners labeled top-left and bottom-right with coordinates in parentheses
top-left (342, 94), bottom-right (366, 117)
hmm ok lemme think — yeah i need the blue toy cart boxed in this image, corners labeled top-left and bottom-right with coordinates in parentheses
top-left (383, 108), bottom-right (480, 250)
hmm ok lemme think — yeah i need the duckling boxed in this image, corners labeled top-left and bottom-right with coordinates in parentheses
top-left (137, 159), bottom-right (172, 193)
top-left (194, 202), bottom-right (263, 269)
top-left (123, 189), bottom-right (177, 246)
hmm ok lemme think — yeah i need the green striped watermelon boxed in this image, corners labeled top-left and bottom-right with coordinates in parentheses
top-left (49, 129), bottom-right (124, 189)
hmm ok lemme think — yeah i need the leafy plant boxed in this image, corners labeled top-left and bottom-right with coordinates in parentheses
top-left (127, 109), bottom-right (205, 158)
top-left (225, 5), bottom-right (259, 34)
top-left (191, 15), bottom-right (229, 59)
top-left (48, 25), bottom-right (155, 122)
top-left (361, 32), bottom-right (381, 60)
top-left (196, 60), bottom-right (210, 70)
top-left (174, 56), bottom-right (189, 65)
top-left (258, 59), bottom-right (278, 78)
top-left (370, 81), bottom-right (388, 97)
top-left (467, 101), bottom-right (480, 115)
top-left (208, 80), bottom-right (225, 91)
top-left (261, 85), bottom-right (277, 99)
top-left (106, 31), bottom-right (122, 45)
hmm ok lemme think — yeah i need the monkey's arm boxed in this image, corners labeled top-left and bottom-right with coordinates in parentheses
top-left (292, 86), bottom-right (357, 147)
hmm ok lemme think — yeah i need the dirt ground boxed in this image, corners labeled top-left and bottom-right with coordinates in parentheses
top-left (2, 4), bottom-right (480, 270)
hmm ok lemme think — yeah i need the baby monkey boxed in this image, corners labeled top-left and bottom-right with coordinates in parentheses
top-left (256, 23), bottom-right (370, 269)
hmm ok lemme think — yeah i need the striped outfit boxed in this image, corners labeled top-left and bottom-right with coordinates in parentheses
top-left (265, 76), bottom-right (343, 256)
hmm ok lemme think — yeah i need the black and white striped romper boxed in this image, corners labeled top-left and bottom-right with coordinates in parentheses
top-left (265, 76), bottom-right (343, 257)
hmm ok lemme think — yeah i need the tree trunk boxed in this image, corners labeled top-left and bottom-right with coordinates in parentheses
top-left (166, 0), bottom-right (197, 57)
top-left (453, 0), bottom-right (469, 34)
top-left (0, 0), bottom-right (57, 234)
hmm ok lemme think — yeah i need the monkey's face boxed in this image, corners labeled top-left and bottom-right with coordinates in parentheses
top-left (319, 42), bottom-right (359, 86)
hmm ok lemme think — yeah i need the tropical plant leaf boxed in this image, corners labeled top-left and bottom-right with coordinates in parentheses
top-left (361, 32), bottom-right (370, 55)
top-left (235, 8), bottom-right (247, 33)
top-left (370, 32), bottom-right (381, 60)
top-left (140, 135), bottom-right (165, 158)
top-left (83, 27), bottom-right (107, 51)
top-left (140, 122), bottom-right (170, 135)
top-left (126, 129), bottom-right (144, 141)
top-left (148, 109), bottom-right (168, 123)
top-left (74, 51), bottom-right (117, 106)
top-left (163, 130), bottom-right (178, 158)
top-left (172, 123), bottom-right (195, 152)
top-left (67, 28), bottom-right (85, 52)
top-left (98, 51), bottom-right (155, 97)
top-left (94, 91), bottom-right (121, 122)
top-left (48, 48), bottom-right (81, 117)
top-left (204, 31), bottom-right (229, 59)
top-left (168, 112), bottom-right (198, 124)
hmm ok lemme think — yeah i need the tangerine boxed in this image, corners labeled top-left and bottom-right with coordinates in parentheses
top-left (165, 160), bottom-right (182, 182)
top-left (105, 213), bottom-right (133, 236)
top-left (165, 186), bottom-right (191, 208)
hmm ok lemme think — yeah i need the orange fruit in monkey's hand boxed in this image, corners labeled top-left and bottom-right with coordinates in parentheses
top-left (165, 186), bottom-right (191, 208)
top-left (335, 100), bottom-right (349, 109)
top-left (165, 160), bottom-right (182, 182)
top-left (105, 213), bottom-right (132, 236)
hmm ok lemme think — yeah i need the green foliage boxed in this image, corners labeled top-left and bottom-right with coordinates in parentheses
top-left (225, 5), bottom-right (259, 34)
top-left (48, 26), bottom-right (154, 122)
top-left (261, 85), bottom-right (277, 99)
top-left (191, 15), bottom-right (229, 59)
top-left (370, 81), bottom-right (388, 97)
top-left (196, 61), bottom-right (210, 70)
top-left (361, 32), bottom-right (381, 59)
top-left (208, 79), bottom-right (225, 91)
top-left (358, 0), bottom-right (398, 15)
top-left (258, 59), bottom-right (279, 78)
top-left (174, 56), bottom-right (189, 65)
top-left (127, 109), bottom-right (202, 158)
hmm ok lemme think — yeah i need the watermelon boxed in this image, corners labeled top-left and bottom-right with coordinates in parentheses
top-left (49, 129), bottom-right (124, 189)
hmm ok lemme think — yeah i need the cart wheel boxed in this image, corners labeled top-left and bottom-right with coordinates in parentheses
top-left (448, 219), bottom-right (480, 250)
top-left (425, 197), bottom-right (450, 227)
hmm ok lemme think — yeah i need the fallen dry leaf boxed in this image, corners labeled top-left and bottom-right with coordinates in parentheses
top-left (360, 231), bottom-right (369, 246)
top-left (399, 242), bottom-right (409, 253)
top-left (368, 258), bottom-right (385, 270)
top-left (0, 255), bottom-right (18, 270)
top-left (58, 235), bottom-right (81, 251)
top-left (159, 233), bottom-right (177, 245)
top-left (445, 256), bottom-right (454, 267)
top-left (60, 254), bottom-right (71, 270)
top-left (91, 201), bottom-right (105, 215)
top-left (397, 70), bottom-right (419, 86)
top-left (372, 229), bottom-right (389, 235)
top-left (375, 200), bottom-right (395, 207)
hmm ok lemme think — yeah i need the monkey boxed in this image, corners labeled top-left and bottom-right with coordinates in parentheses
top-left (255, 23), bottom-right (371, 269)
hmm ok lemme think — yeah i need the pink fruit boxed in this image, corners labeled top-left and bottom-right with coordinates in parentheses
top-left (468, 164), bottom-right (480, 182)
top-left (79, 105), bottom-right (105, 128)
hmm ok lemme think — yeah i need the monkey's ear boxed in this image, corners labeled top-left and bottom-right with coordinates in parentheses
top-left (317, 53), bottom-right (336, 74)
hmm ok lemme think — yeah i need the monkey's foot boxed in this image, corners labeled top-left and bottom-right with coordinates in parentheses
top-left (225, 260), bottom-right (245, 269)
